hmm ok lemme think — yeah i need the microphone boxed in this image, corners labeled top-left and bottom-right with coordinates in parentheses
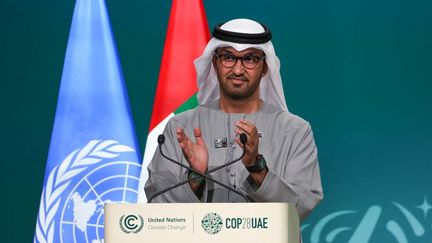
top-left (147, 134), bottom-right (251, 203)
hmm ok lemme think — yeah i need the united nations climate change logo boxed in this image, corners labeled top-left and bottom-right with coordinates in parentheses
top-left (201, 213), bottom-right (223, 234)
top-left (119, 214), bottom-right (144, 233)
top-left (35, 140), bottom-right (141, 243)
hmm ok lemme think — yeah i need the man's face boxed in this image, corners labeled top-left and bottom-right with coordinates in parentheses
top-left (213, 47), bottom-right (267, 101)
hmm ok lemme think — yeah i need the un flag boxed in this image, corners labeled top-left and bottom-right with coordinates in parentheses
top-left (34, 0), bottom-right (142, 242)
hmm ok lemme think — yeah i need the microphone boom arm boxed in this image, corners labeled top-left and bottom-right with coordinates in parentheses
top-left (147, 134), bottom-right (251, 203)
top-left (147, 145), bottom-right (250, 202)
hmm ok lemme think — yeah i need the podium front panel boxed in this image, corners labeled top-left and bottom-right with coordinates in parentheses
top-left (104, 203), bottom-right (299, 243)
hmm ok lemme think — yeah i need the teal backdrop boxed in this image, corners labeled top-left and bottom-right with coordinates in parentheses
top-left (1, 0), bottom-right (431, 242)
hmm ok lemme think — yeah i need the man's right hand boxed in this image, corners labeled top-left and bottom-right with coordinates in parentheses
top-left (176, 127), bottom-right (208, 174)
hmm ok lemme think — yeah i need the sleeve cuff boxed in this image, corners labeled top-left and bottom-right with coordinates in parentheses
top-left (242, 170), bottom-right (300, 204)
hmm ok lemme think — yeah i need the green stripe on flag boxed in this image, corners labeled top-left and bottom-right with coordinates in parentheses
top-left (174, 94), bottom-right (198, 114)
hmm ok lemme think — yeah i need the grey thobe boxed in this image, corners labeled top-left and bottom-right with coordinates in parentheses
top-left (145, 100), bottom-right (323, 221)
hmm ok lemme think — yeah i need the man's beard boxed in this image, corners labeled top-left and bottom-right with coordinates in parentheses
top-left (219, 74), bottom-right (261, 100)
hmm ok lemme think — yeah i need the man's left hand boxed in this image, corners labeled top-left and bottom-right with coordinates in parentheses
top-left (235, 119), bottom-right (259, 167)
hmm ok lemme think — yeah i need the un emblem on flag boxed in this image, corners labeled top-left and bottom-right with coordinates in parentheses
top-left (35, 140), bottom-right (141, 243)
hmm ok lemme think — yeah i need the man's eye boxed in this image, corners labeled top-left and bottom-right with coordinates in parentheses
top-left (222, 54), bottom-right (236, 61)
top-left (243, 56), bottom-right (259, 63)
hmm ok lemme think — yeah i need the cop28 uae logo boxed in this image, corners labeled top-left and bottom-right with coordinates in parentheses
top-left (201, 213), bottom-right (223, 234)
top-left (119, 214), bottom-right (144, 233)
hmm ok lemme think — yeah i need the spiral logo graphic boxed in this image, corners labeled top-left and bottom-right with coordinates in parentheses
top-left (301, 197), bottom-right (432, 242)
top-left (201, 213), bottom-right (223, 235)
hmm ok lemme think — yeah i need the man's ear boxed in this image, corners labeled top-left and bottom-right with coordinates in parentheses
top-left (212, 55), bottom-right (217, 68)
top-left (262, 61), bottom-right (268, 76)
top-left (212, 48), bottom-right (219, 69)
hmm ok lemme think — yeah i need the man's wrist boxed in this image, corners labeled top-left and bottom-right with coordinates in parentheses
top-left (188, 170), bottom-right (205, 184)
top-left (246, 154), bottom-right (267, 173)
top-left (247, 166), bottom-right (268, 189)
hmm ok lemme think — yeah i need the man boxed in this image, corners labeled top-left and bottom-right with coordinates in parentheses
top-left (145, 18), bottom-right (323, 221)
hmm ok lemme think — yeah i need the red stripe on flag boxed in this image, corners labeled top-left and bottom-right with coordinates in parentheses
top-left (149, 0), bottom-right (210, 130)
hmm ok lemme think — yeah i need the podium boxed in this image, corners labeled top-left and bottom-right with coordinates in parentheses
top-left (104, 203), bottom-right (299, 243)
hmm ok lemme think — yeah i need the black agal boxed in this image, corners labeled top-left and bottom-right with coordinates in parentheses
top-left (212, 22), bottom-right (272, 44)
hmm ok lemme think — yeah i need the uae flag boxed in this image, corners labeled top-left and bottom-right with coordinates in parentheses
top-left (137, 0), bottom-right (210, 202)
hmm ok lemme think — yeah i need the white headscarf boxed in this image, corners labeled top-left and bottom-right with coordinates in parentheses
top-left (194, 18), bottom-right (288, 111)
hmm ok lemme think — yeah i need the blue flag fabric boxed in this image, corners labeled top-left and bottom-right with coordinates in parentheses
top-left (34, 0), bottom-right (141, 242)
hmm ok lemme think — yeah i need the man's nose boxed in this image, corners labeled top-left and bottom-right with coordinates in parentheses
top-left (232, 58), bottom-right (245, 75)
